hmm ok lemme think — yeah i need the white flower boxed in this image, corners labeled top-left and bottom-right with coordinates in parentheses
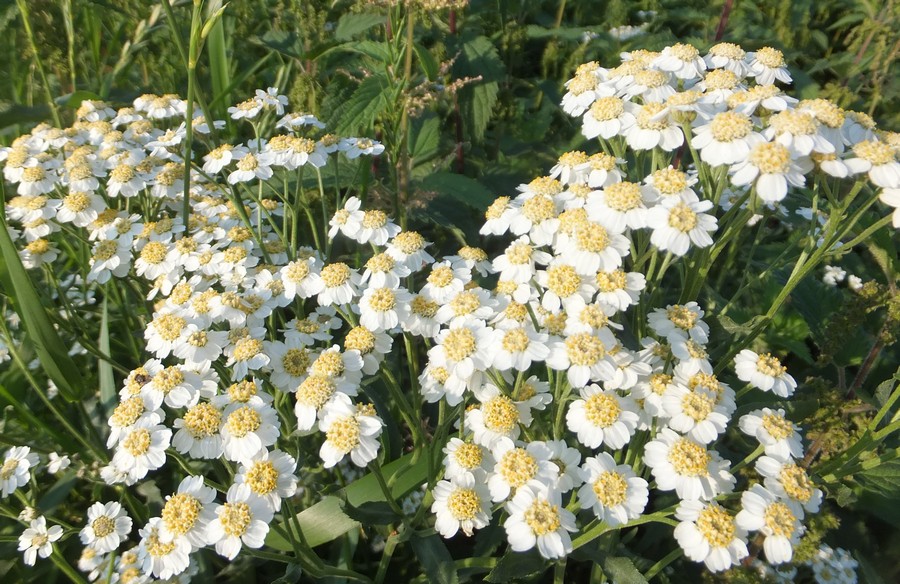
top-left (431, 474), bottom-right (492, 538)
top-left (46, 452), bottom-right (70, 474)
top-left (662, 385), bottom-right (729, 444)
top-left (358, 286), bottom-right (412, 332)
top-left (80, 501), bottom-right (133, 554)
top-left (747, 47), bottom-right (792, 85)
top-left (845, 139), bottom-right (900, 188)
top-left (466, 384), bottom-right (532, 449)
top-left (734, 350), bottom-right (796, 397)
top-left (442, 438), bottom-right (492, 482)
top-left (137, 517), bottom-right (192, 579)
top-left (822, 265), bottom-right (847, 287)
top-left (308, 262), bottom-right (361, 307)
top-left (18, 516), bottom-right (62, 566)
top-left (729, 142), bottom-right (812, 204)
top-left (329, 197), bottom-right (365, 240)
top-left (655, 43), bottom-right (707, 80)
top-left (546, 330), bottom-right (617, 388)
top-left (648, 302), bottom-right (709, 343)
top-left (158, 476), bottom-right (217, 548)
top-left (581, 96), bottom-right (637, 140)
top-left (227, 151), bottom-right (275, 184)
top-left (1, 446), bottom-right (41, 498)
top-left (578, 454), bottom-right (648, 526)
top-left (354, 208), bottom-right (401, 246)
top-left (208, 484), bottom-right (275, 560)
top-left (235, 449), bottom-right (298, 511)
top-left (111, 420), bottom-right (172, 485)
top-left (566, 384), bottom-right (640, 449)
top-left (735, 484), bottom-right (803, 564)
top-left (739, 408), bottom-right (804, 459)
top-left (318, 395), bottom-right (383, 468)
top-left (705, 42), bottom-right (749, 76)
top-left (173, 400), bottom-right (225, 459)
top-left (221, 399), bottom-right (280, 462)
top-left (594, 269), bottom-right (645, 312)
top-left (643, 428), bottom-right (735, 500)
top-left (487, 439), bottom-right (559, 502)
top-left (674, 500), bottom-right (748, 572)
top-left (810, 545), bottom-right (858, 584)
top-left (692, 111), bottom-right (766, 166)
top-left (755, 455), bottom-right (822, 514)
top-left (623, 102), bottom-right (684, 152)
top-left (490, 326), bottom-right (550, 372)
top-left (504, 483), bottom-right (577, 560)
top-left (341, 137), bottom-right (385, 159)
top-left (646, 198), bottom-right (717, 256)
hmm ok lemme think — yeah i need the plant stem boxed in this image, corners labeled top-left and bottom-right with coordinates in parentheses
top-left (15, 0), bottom-right (62, 126)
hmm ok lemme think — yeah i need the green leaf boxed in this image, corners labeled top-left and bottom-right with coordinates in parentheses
top-left (420, 172), bottom-right (495, 212)
top-left (37, 470), bottom-right (78, 513)
top-left (205, 0), bottom-right (232, 117)
top-left (99, 298), bottom-right (116, 416)
top-left (410, 533), bottom-right (459, 584)
top-left (854, 551), bottom-right (888, 584)
top-left (339, 500), bottom-right (398, 525)
top-left (249, 31), bottom-right (304, 61)
top-left (0, 214), bottom-right (86, 401)
top-left (455, 35), bottom-right (504, 142)
top-left (409, 113), bottom-right (440, 167)
top-left (335, 12), bottom-right (385, 41)
top-left (716, 314), bottom-right (766, 336)
top-left (56, 90), bottom-right (104, 109)
top-left (271, 564), bottom-right (303, 584)
top-left (485, 550), bottom-right (547, 582)
top-left (858, 460), bottom-right (900, 497)
top-left (0, 100), bottom-right (50, 131)
top-left (266, 452), bottom-right (427, 550)
top-left (414, 42), bottom-right (439, 81)
top-left (602, 556), bottom-right (650, 584)
top-left (333, 74), bottom-right (391, 135)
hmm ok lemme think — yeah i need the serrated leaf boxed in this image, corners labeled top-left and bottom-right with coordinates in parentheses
top-left (0, 214), bottom-right (86, 401)
top-left (249, 31), bottom-right (304, 60)
top-left (874, 371), bottom-right (900, 407)
top-left (603, 556), bottom-right (649, 584)
top-left (410, 533), bottom-right (458, 584)
top-left (335, 12), bottom-right (385, 41)
top-left (410, 113), bottom-right (440, 167)
top-left (858, 460), bottom-right (900, 497)
top-left (455, 35), bottom-right (504, 142)
top-left (340, 500), bottom-right (398, 525)
top-left (485, 550), bottom-right (547, 582)
top-left (717, 314), bottom-right (766, 336)
top-left (414, 42), bottom-right (439, 81)
top-left (333, 74), bottom-right (391, 135)
top-left (420, 172), bottom-right (495, 212)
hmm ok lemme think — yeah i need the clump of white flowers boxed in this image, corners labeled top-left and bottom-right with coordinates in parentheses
top-left (0, 39), bottom-right (896, 580)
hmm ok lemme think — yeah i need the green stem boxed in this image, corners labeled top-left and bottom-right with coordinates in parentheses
top-left (15, 0), bottom-right (62, 126)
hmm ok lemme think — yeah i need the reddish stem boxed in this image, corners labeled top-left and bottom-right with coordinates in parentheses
top-left (714, 0), bottom-right (734, 42)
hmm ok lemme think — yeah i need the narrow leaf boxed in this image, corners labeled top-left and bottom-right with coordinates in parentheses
top-left (99, 298), bottom-right (116, 415)
top-left (410, 533), bottom-right (459, 584)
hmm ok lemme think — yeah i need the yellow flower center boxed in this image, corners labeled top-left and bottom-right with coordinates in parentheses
top-left (365, 252), bottom-right (395, 273)
top-left (593, 471), bottom-right (628, 507)
top-left (447, 489), bottom-right (480, 520)
top-left (282, 348), bottom-right (311, 376)
top-left (498, 448), bottom-right (537, 488)
top-left (579, 304), bottom-right (609, 329)
top-left (682, 391), bottom-right (716, 422)
top-left (565, 333), bottom-right (605, 366)
top-left (296, 375), bottom-right (336, 408)
top-left (652, 168), bottom-right (689, 195)
top-left (764, 502), bottom-right (796, 537)
top-left (649, 373), bottom-right (672, 396)
top-left (91, 516), bottom-right (116, 538)
top-left (93, 240), bottom-right (118, 261)
top-left (750, 142), bottom-right (792, 174)
top-left (697, 505), bottom-right (736, 547)
top-left (392, 231), bottom-right (426, 254)
top-left (567, 73), bottom-right (597, 95)
top-left (756, 353), bottom-right (787, 377)
top-left (636, 102), bottom-right (669, 131)
top-left (502, 329), bottom-right (530, 353)
top-left (769, 110), bottom-right (818, 136)
top-left (485, 196), bottom-right (511, 220)
top-left (362, 210), bottom-right (388, 229)
top-left (854, 140), bottom-right (895, 166)
top-left (236, 154), bottom-right (259, 171)
top-left (225, 406), bottom-right (261, 438)
top-left (670, 42), bottom-right (700, 61)
top-left (667, 305), bottom-right (698, 330)
top-left (327, 416), bottom-right (361, 453)
top-left (780, 464), bottom-right (814, 503)
top-left (458, 246), bottom-right (487, 262)
top-left (482, 396), bottom-right (519, 433)
top-left (668, 438), bottom-right (710, 476)
top-left (123, 428), bottom-right (152, 456)
top-left (443, 328), bottom-right (477, 362)
top-left (321, 263), bottom-right (351, 287)
top-left (162, 493), bottom-right (201, 536)
top-left (522, 195), bottom-right (556, 223)
top-left (368, 288), bottom-right (396, 312)
top-left (761, 413), bottom-right (794, 440)
top-left (220, 502), bottom-right (252, 537)
top-left (604, 181), bottom-right (642, 211)
top-left (232, 338), bottom-right (263, 363)
top-left (709, 42), bottom-right (745, 60)
top-left (110, 396), bottom-right (145, 427)
top-left (590, 97), bottom-right (625, 121)
top-left (183, 402), bottom-right (221, 438)
top-left (589, 152), bottom-right (617, 171)
top-left (22, 166), bottom-right (46, 182)
top-left (63, 192), bottom-right (91, 212)
top-left (709, 112), bottom-right (752, 142)
top-left (311, 351), bottom-right (345, 378)
top-left (596, 270), bottom-right (626, 292)
top-left (547, 265), bottom-right (581, 298)
top-left (246, 460), bottom-right (279, 495)
top-left (140, 241), bottom-right (168, 265)
top-left (144, 531), bottom-right (176, 558)
top-left (450, 291), bottom-right (480, 316)
top-left (584, 393), bottom-right (621, 428)
top-left (410, 296), bottom-right (439, 319)
top-left (635, 69), bottom-right (668, 88)
top-left (755, 47), bottom-right (785, 68)
top-left (453, 443), bottom-right (483, 469)
top-left (524, 499), bottom-right (561, 536)
top-left (704, 69), bottom-right (739, 91)
top-left (505, 243), bottom-right (534, 265)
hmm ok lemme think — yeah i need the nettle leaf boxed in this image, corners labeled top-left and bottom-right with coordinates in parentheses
top-left (455, 35), bottom-right (505, 142)
top-left (485, 550), bottom-right (547, 582)
top-left (334, 12), bottom-right (385, 41)
top-left (339, 500), bottom-right (398, 525)
top-left (602, 556), bottom-right (650, 584)
top-left (420, 172), bottom-right (495, 212)
top-left (858, 460), bottom-right (900, 497)
top-left (249, 31), bottom-right (305, 60)
top-left (333, 74), bottom-right (391, 135)
top-left (409, 113), bottom-right (440, 168)
top-left (410, 533), bottom-right (459, 584)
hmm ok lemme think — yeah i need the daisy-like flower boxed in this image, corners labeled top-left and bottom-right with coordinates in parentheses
top-left (466, 384), bottom-right (532, 449)
top-left (739, 408), bottom-right (804, 459)
top-left (80, 502), bottom-right (133, 553)
top-left (329, 197), bottom-right (365, 240)
top-left (308, 262), bottom-right (360, 307)
top-left (648, 302), bottom-right (709, 343)
top-left (585, 152), bottom-right (625, 188)
top-left (646, 198), bottom-right (717, 256)
top-left (46, 452), bottom-right (70, 474)
top-left (674, 500), bottom-right (749, 572)
top-left (644, 428), bottom-right (735, 500)
top-left (19, 238), bottom-right (59, 269)
top-left (207, 484), bottom-right (275, 560)
top-left (704, 42), bottom-right (748, 76)
top-left (235, 449), bottom-right (298, 511)
top-left (755, 455), bottom-right (822, 514)
top-left (442, 438), bottom-right (491, 482)
top-left (578, 453), bottom-right (648, 526)
top-left (504, 483), bottom-right (577, 560)
top-left (18, 516), bottom-right (63, 566)
top-left (353, 208), bottom-right (401, 246)
top-left (481, 196), bottom-right (517, 235)
top-left (735, 484), bottom-right (804, 564)
top-left (642, 166), bottom-right (699, 203)
top-left (221, 399), bottom-right (280, 462)
top-left (137, 517), bottom-right (192, 579)
top-left (546, 330), bottom-right (617, 388)
top-left (341, 137), bottom-right (385, 159)
top-left (561, 65), bottom-right (609, 117)
top-left (549, 150), bottom-right (591, 185)
top-left (203, 144), bottom-right (238, 174)
top-left (730, 141), bottom-right (812, 203)
top-left (427, 322), bottom-right (494, 401)
top-left (492, 237), bottom-right (552, 284)
top-left (227, 150), bottom-right (274, 184)
top-left (765, 110), bottom-right (834, 156)
top-left (228, 97), bottom-right (264, 120)
top-left (111, 419), bottom-right (172, 484)
top-left (586, 181), bottom-right (653, 232)
top-left (156, 476), bottom-right (218, 550)
top-left (692, 111), bottom-right (765, 167)
top-left (734, 350), bottom-right (797, 397)
top-left (879, 188), bottom-right (900, 227)
top-left (621, 69), bottom-right (676, 103)
top-left (655, 43), bottom-right (707, 80)
top-left (0, 446), bottom-right (40, 498)
top-left (487, 439), bottom-right (559, 502)
top-left (318, 395), bottom-right (383, 468)
top-left (431, 474), bottom-right (492, 538)
top-left (581, 96), bottom-right (637, 140)
top-left (623, 102), bottom-right (684, 152)
top-left (386, 230), bottom-right (434, 271)
top-left (747, 47), bottom-right (791, 85)
top-left (490, 327), bottom-right (550, 372)
top-left (358, 286), bottom-right (412, 332)
top-left (662, 385), bottom-right (729, 444)
top-left (845, 139), bottom-right (900, 188)
top-left (173, 401), bottom-right (225, 459)
top-left (87, 237), bottom-right (132, 284)
top-left (566, 384), bottom-right (640, 449)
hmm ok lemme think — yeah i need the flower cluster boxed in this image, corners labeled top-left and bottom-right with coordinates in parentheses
top-left (0, 40), bottom-right (896, 580)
